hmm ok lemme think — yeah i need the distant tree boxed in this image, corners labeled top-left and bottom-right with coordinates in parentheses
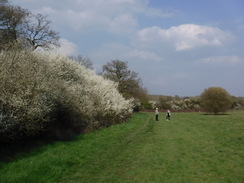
top-left (173, 95), bottom-right (181, 100)
top-left (231, 96), bottom-right (244, 110)
top-left (101, 60), bottom-right (140, 98)
top-left (101, 60), bottom-right (149, 110)
top-left (69, 55), bottom-right (93, 70)
top-left (158, 96), bottom-right (172, 109)
top-left (200, 87), bottom-right (232, 114)
top-left (238, 97), bottom-right (244, 108)
top-left (0, 0), bottom-right (59, 51)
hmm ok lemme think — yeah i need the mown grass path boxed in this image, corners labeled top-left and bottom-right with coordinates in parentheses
top-left (1, 112), bottom-right (244, 183)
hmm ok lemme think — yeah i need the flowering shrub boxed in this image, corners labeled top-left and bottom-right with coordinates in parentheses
top-left (0, 50), bottom-right (133, 142)
top-left (153, 95), bottom-right (201, 111)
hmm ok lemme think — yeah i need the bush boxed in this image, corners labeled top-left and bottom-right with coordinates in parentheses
top-left (200, 87), bottom-right (232, 114)
top-left (0, 50), bottom-right (54, 141)
top-left (0, 50), bottom-right (133, 142)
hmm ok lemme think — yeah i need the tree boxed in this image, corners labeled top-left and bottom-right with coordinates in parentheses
top-left (0, 0), bottom-right (29, 49)
top-left (101, 60), bottom-right (141, 98)
top-left (101, 60), bottom-right (149, 110)
top-left (158, 96), bottom-right (172, 109)
top-left (23, 14), bottom-right (60, 50)
top-left (0, 0), bottom-right (59, 51)
top-left (200, 87), bottom-right (232, 114)
top-left (69, 55), bottom-right (93, 70)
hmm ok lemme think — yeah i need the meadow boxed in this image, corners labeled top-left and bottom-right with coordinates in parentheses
top-left (0, 111), bottom-right (243, 183)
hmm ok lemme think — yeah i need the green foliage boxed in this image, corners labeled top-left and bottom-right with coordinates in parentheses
top-left (101, 60), bottom-right (149, 111)
top-left (200, 87), bottom-right (232, 114)
top-left (158, 96), bottom-right (172, 109)
top-left (141, 101), bottom-right (153, 109)
top-left (1, 111), bottom-right (243, 182)
top-left (0, 50), bottom-right (132, 142)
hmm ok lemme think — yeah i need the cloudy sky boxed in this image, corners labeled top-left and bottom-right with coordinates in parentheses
top-left (12, 0), bottom-right (244, 97)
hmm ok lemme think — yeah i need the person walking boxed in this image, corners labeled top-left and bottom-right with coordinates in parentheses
top-left (155, 108), bottom-right (159, 121)
top-left (166, 109), bottom-right (171, 121)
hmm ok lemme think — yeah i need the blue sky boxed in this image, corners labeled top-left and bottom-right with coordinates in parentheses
top-left (11, 0), bottom-right (244, 97)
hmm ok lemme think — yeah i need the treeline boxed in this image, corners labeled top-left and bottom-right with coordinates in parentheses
top-left (149, 93), bottom-right (244, 112)
top-left (0, 50), bottom-right (133, 142)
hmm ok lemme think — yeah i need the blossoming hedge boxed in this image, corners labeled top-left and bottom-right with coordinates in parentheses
top-left (0, 50), bottom-right (133, 142)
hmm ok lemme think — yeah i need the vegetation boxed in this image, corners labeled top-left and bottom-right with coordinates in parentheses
top-left (149, 95), bottom-right (202, 111)
top-left (148, 94), bottom-right (243, 111)
top-left (69, 55), bottom-right (93, 70)
top-left (0, 0), bottom-right (59, 51)
top-left (200, 87), bottom-right (232, 114)
top-left (0, 4), bottom-right (243, 183)
top-left (157, 96), bottom-right (173, 109)
top-left (1, 111), bottom-right (243, 183)
top-left (0, 0), bottom-right (147, 143)
top-left (0, 50), bottom-right (133, 142)
top-left (101, 60), bottom-right (149, 111)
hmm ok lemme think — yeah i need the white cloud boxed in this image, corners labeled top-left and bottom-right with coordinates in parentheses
top-left (109, 13), bottom-right (138, 35)
top-left (36, 1), bottom-right (140, 35)
top-left (12, 0), bottom-right (173, 36)
top-left (90, 42), bottom-right (164, 64)
top-left (135, 24), bottom-right (235, 51)
top-left (53, 38), bottom-right (79, 56)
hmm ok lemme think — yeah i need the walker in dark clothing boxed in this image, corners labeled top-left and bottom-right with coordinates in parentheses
top-left (166, 110), bottom-right (171, 121)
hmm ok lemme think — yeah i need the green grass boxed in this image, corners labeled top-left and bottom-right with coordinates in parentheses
top-left (1, 111), bottom-right (244, 183)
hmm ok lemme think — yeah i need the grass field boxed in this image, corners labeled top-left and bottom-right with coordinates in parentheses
top-left (1, 111), bottom-right (244, 183)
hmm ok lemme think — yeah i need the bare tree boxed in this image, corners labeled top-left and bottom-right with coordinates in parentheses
top-left (69, 55), bottom-right (93, 70)
top-left (23, 14), bottom-right (60, 50)
top-left (0, 1), bottom-right (60, 51)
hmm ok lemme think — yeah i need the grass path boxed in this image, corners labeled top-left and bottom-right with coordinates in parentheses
top-left (1, 112), bottom-right (244, 183)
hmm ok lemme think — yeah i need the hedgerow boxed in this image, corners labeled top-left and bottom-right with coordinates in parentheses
top-left (0, 50), bottom-right (133, 142)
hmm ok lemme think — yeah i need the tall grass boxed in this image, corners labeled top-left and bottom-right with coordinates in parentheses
top-left (1, 111), bottom-right (243, 182)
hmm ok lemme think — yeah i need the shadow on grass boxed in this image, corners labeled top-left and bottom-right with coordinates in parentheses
top-left (0, 135), bottom-right (81, 163)
top-left (0, 138), bottom-right (54, 163)
top-left (201, 113), bottom-right (231, 116)
top-left (0, 122), bottom-right (86, 163)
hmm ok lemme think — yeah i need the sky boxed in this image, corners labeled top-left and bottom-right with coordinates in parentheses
top-left (11, 0), bottom-right (244, 97)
